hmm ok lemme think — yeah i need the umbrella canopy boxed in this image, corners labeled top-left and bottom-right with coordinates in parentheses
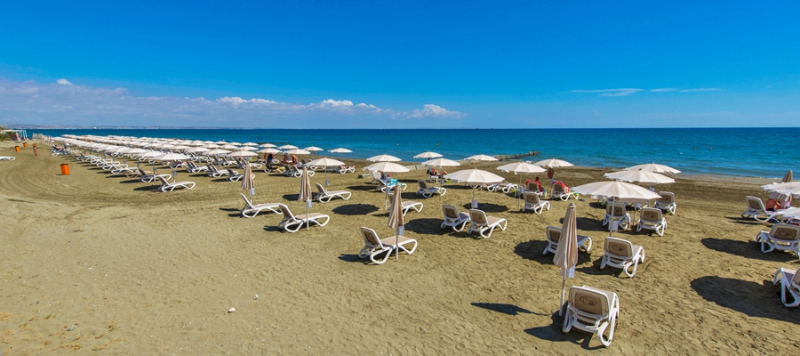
top-left (257, 148), bottom-right (281, 154)
top-left (221, 144), bottom-right (239, 150)
top-left (533, 158), bottom-right (574, 168)
top-left (260, 143), bottom-right (277, 148)
top-left (762, 182), bottom-right (800, 197)
top-left (414, 151), bottom-right (443, 159)
top-left (367, 154), bottom-right (401, 162)
top-left (155, 152), bottom-right (191, 161)
top-left (239, 146), bottom-right (257, 151)
top-left (279, 144), bottom-right (298, 150)
top-left (363, 162), bottom-right (410, 173)
top-left (242, 142), bottom-right (258, 146)
top-left (242, 162), bottom-right (255, 196)
top-left (604, 170), bottom-right (675, 184)
top-left (421, 158), bottom-right (461, 167)
top-left (388, 187), bottom-right (405, 260)
top-left (304, 146), bottom-right (324, 152)
top-left (229, 150), bottom-right (258, 158)
top-left (299, 166), bottom-right (313, 230)
top-left (464, 154), bottom-right (498, 162)
top-left (553, 202), bottom-right (579, 315)
top-left (206, 149), bottom-right (231, 156)
top-left (497, 162), bottom-right (547, 174)
top-left (284, 148), bottom-right (311, 155)
top-left (187, 147), bottom-right (209, 153)
top-left (140, 150), bottom-right (164, 158)
top-left (329, 147), bottom-right (352, 153)
top-left (783, 170), bottom-right (793, 183)
top-left (307, 157), bottom-right (345, 167)
top-left (624, 163), bottom-right (681, 174)
top-left (444, 169), bottom-right (505, 185)
top-left (571, 181), bottom-right (661, 201)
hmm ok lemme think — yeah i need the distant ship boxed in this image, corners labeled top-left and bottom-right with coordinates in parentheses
top-left (93, 127), bottom-right (97, 130)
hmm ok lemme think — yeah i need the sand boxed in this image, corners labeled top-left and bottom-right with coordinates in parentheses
top-left (1, 140), bottom-right (799, 355)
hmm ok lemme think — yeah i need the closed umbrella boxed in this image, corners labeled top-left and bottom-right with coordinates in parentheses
top-left (241, 161), bottom-right (255, 196)
top-left (783, 170), bottom-right (793, 183)
top-left (298, 166), bottom-right (312, 230)
top-left (497, 162), bottom-right (547, 209)
top-left (553, 202), bottom-right (579, 315)
top-left (444, 169), bottom-right (505, 209)
top-left (388, 186), bottom-right (405, 261)
top-left (624, 162), bottom-right (681, 174)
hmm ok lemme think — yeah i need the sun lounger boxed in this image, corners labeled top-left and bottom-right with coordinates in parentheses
top-left (542, 226), bottom-right (593, 255)
top-left (441, 204), bottom-right (470, 232)
top-left (653, 191), bottom-right (677, 215)
top-left (551, 182), bottom-right (578, 201)
top-left (240, 193), bottom-right (281, 218)
top-left (206, 165), bottom-right (230, 178)
top-left (562, 285), bottom-right (620, 347)
top-left (357, 227), bottom-right (418, 264)
top-left (227, 168), bottom-right (245, 182)
top-left (156, 176), bottom-right (195, 192)
top-left (525, 181), bottom-right (546, 197)
top-left (276, 204), bottom-right (330, 233)
top-left (390, 196), bottom-right (423, 216)
top-left (637, 208), bottom-right (667, 236)
top-left (314, 183), bottom-right (352, 203)
top-left (600, 237), bottom-right (645, 278)
top-left (487, 181), bottom-right (518, 194)
top-left (602, 203), bottom-right (631, 231)
top-left (378, 179), bottom-right (407, 193)
top-left (742, 196), bottom-right (774, 222)
top-left (139, 168), bottom-right (172, 183)
top-left (773, 266), bottom-right (800, 307)
top-left (186, 161), bottom-right (208, 173)
top-left (0, 156), bottom-right (16, 161)
top-left (369, 171), bottom-right (383, 185)
top-left (755, 224), bottom-right (800, 258)
top-left (416, 180), bottom-right (446, 198)
top-left (523, 192), bottom-right (551, 214)
top-left (467, 209), bottom-right (507, 238)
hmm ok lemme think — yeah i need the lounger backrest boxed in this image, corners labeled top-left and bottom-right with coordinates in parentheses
top-left (315, 183), bottom-right (326, 194)
top-left (640, 208), bottom-right (662, 222)
top-left (527, 182), bottom-right (537, 192)
top-left (227, 168), bottom-right (236, 175)
top-left (360, 227), bottom-right (383, 247)
top-left (769, 224), bottom-right (800, 242)
top-left (469, 209), bottom-right (488, 225)
top-left (156, 176), bottom-right (170, 186)
top-left (546, 226), bottom-right (561, 243)
top-left (278, 204), bottom-right (295, 220)
top-left (606, 203), bottom-right (625, 217)
top-left (240, 193), bottom-right (254, 209)
top-left (793, 267), bottom-right (800, 286)
top-left (605, 237), bottom-right (633, 258)
top-left (372, 171), bottom-right (382, 180)
top-left (419, 180), bottom-right (429, 189)
top-left (553, 184), bottom-right (565, 193)
top-left (746, 196), bottom-right (765, 210)
top-left (569, 286), bottom-right (610, 316)
top-left (524, 192), bottom-right (540, 204)
top-left (657, 192), bottom-right (675, 204)
top-left (443, 205), bottom-right (460, 220)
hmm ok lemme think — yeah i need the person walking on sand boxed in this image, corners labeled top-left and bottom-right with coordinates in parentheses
top-left (33, 143), bottom-right (38, 156)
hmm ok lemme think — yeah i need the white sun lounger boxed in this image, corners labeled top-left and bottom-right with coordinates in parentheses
top-left (0, 156), bottom-right (15, 161)
top-left (654, 191), bottom-right (677, 215)
top-left (390, 196), bottom-right (423, 216)
top-left (441, 204), bottom-right (470, 232)
top-left (358, 227), bottom-right (418, 265)
top-left (276, 204), bottom-right (330, 233)
top-left (552, 183), bottom-right (578, 201)
top-left (755, 224), bottom-right (800, 258)
top-left (139, 168), bottom-right (172, 183)
top-left (314, 183), bottom-right (352, 203)
top-left (416, 179), bottom-right (446, 198)
top-left (468, 209), bottom-right (507, 238)
top-left (156, 176), bottom-right (196, 192)
top-left (542, 226), bottom-right (592, 256)
top-left (773, 266), bottom-right (800, 307)
top-left (637, 208), bottom-right (667, 236)
top-left (240, 193), bottom-right (281, 218)
top-left (562, 285), bottom-right (620, 347)
top-left (742, 196), bottom-right (774, 222)
top-left (523, 192), bottom-right (551, 214)
top-left (602, 203), bottom-right (631, 231)
top-left (600, 237), bottom-right (645, 278)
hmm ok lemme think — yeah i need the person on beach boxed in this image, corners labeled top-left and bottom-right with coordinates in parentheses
top-left (547, 168), bottom-right (554, 180)
top-left (291, 155), bottom-right (298, 165)
top-left (525, 176), bottom-right (545, 193)
top-left (766, 195), bottom-right (792, 212)
top-left (283, 153), bottom-right (290, 164)
top-left (33, 143), bottom-right (38, 157)
top-left (266, 153), bottom-right (274, 164)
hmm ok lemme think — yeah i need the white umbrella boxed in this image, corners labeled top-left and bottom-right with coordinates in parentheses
top-left (414, 151), bottom-right (443, 159)
top-left (329, 147), bottom-right (352, 153)
top-left (279, 144), bottom-right (298, 150)
top-left (304, 146), bottom-right (324, 153)
top-left (206, 149), bottom-right (232, 155)
top-left (284, 148), bottom-right (311, 155)
top-left (464, 154), bottom-right (498, 162)
top-left (367, 154), bottom-right (401, 162)
top-left (260, 143), bottom-right (277, 148)
top-left (421, 158), bottom-right (461, 167)
top-left (239, 146), bottom-right (258, 151)
top-left (307, 157), bottom-right (346, 185)
top-left (257, 148), bottom-right (281, 154)
top-left (299, 166), bottom-right (313, 230)
top-left (242, 142), bottom-right (258, 146)
top-left (533, 158), bottom-right (574, 168)
top-left (571, 181), bottom-right (661, 235)
top-left (363, 161), bottom-right (410, 173)
top-left (187, 147), bottom-right (209, 153)
top-left (229, 150), bottom-right (258, 158)
top-left (624, 163), bottom-right (681, 174)
top-left (444, 169), bottom-right (505, 208)
top-left (229, 142), bottom-right (242, 146)
top-left (155, 152), bottom-right (190, 161)
top-left (604, 170), bottom-right (675, 185)
top-left (205, 144), bottom-right (221, 149)
top-left (762, 182), bottom-right (800, 197)
top-left (388, 187), bottom-right (405, 261)
top-left (497, 162), bottom-right (547, 209)
top-left (221, 144), bottom-right (239, 150)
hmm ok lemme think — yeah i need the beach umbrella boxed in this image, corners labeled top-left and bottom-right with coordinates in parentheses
top-left (388, 186), bottom-right (405, 261)
top-left (422, 158), bottom-right (462, 194)
top-left (304, 146), bottom-right (324, 154)
top-left (367, 154), bottom-right (401, 162)
top-left (533, 158), bottom-right (573, 168)
top-left (279, 144), bottom-right (298, 150)
top-left (284, 148), bottom-right (311, 155)
top-left (363, 161), bottom-right (410, 173)
top-left (444, 169), bottom-right (505, 209)
top-left (554, 202), bottom-right (579, 316)
top-left (298, 166), bottom-right (313, 230)
top-left (229, 150), bottom-right (258, 158)
top-left (329, 147), bottom-right (352, 159)
top-left (464, 154), bottom-right (498, 162)
top-left (205, 144), bottom-right (221, 149)
top-left (239, 146), bottom-right (257, 151)
top-left (229, 142), bottom-right (242, 146)
top-left (604, 170), bottom-right (675, 185)
top-left (307, 157), bottom-right (345, 186)
top-left (242, 142), bottom-right (258, 146)
top-left (624, 163), bottom-right (681, 174)
top-left (783, 170), bottom-right (793, 183)
top-left (206, 149), bottom-right (231, 156)
top-left (497, 162), bottom-right (547, 209)
top-left (571, 181), bottom-right (661, 235)
top-left (221, 144), bottom-right (239, 150)
top-left (762, 182), bottom-right (800, 197)
top-left (414, 151), bottom-right (442, 160)
top-left (242, 161), bottom-right (255, 196)
top-left (156, 152), bottom-right (190, 180)
top-left (257, 147), bottom-right (281, 154)
top-left (187, 147), bottom-right (209, 153)
top-left (260, 143), bottom-right (277, 148)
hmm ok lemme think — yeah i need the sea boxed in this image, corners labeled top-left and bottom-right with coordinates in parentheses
top-left (33, 127), bottom-right (799, 178)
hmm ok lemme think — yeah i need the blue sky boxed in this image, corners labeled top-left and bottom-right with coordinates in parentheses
top-left (1, 1), bottom-right (798, 128)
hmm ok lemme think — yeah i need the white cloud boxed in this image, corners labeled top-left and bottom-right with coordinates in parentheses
top-left (679, 88), bottom-right (724, 93)
top-left (650, 88), bottom-right (679, 92)
top-left (56, 78), bottom-right (72, 86)
top-left (399, 104), bottom-right (464, 119)
top-left (570, 88), bottom-right (643, 97)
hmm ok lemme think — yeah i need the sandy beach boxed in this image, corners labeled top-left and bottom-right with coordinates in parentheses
top-left (1, 140), bottom-right (799, 355)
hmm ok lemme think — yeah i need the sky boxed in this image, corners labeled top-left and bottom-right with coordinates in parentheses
top-left (1, 1), bottom-right (799, 128)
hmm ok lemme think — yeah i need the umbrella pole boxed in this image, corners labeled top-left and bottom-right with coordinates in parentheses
top-left (559, 275), bottom-right (566, 316)
top-left (306, 202), bottom-right (309, 230)
top-left (472, 188), bottom-right (476, 209)
top-left (518, 175), bottom-right (523, 210)
top-left (396, 229), bottom-right (399, 261)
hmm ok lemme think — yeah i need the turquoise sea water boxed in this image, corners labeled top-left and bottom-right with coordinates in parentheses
top-left (35, 128), bottom-right (799, 178)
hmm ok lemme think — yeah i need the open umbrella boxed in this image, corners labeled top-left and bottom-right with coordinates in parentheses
top-left (329, 147), bottom-right (352, 159)
top-left (444, 169), bottom-right (505, 209)
top-left (464, 154), bottom-right (498, 162)
top-left (260, 143), bottom-right (277, 148)
top-left (422, 158), bottom-right (461, 191)
top-left (388, 186), bottom-right (405, 261)
top-left (367, 154), bottom-right (401, 162)
top-left (298, 166), bottom-right (312, 230)
top-left (624, 163), bottom-right (681, 174)
top-left (554, 202), bottom-right (579, 315)
top-left (307, 157), bottom-right (345, 186)
top-left (533, 158), bottom-right (574, 168)
top-left (762, 181), bottom-right (800, 197)
top-left (604, 170), bottom-right (675, 185)
top-left (571, 181), bottom-right (661, 235)
top-left (304, 146), bottom-right (324, 154)
top-left (279, 144), bottom-right (298, 150)
top-left (497, 162), bottom-right (547, 209)
top-left (414, 151), bottom-right (442, 160)
top-left (284, 148), bottom-right (311, 155)
top-left (363, 161), bottom-right (410, 174)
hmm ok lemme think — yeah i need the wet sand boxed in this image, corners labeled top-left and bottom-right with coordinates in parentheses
top-left (1, 141), bottom-right (799, 354)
